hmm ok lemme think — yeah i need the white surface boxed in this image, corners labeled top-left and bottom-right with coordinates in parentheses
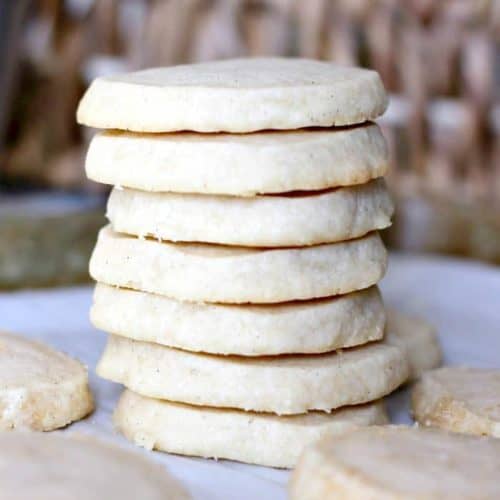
top-left (0, 253), bottom-right (499, 499)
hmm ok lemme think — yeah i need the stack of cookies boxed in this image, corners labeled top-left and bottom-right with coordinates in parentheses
top-left (77, 58), bottom-right (409, 468)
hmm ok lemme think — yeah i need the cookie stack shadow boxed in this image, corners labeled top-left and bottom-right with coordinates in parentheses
top-left (77, 58), bottom-right (411, 468)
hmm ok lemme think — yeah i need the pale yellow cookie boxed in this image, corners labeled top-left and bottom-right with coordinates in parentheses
top-left (385, 310), bottom-right (441, 380)
top-left (77, 58), bottom-right (387, 132)
top-left (97, 335), bottom-right (408, 415)
top-left (107, 179), bottom-right (393, 247)
top-left (114, 390), bottom-right (388, 469)
top-left (290, 426), bottom-right (500, 500)
top-left (0, 331), bottom-right (93, 431)
top-left (0, 432), bottom-right (190, 499)
top-left (412, 366), bottom-right (500, 437)
top-left (89, 226), bottom-right (387, 304)
top-left (86, 123), bottom-right (388, 195)
top-left (91, 284), bottom-right (385, 356)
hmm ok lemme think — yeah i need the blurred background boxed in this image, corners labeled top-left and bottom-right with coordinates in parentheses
top-left (0, 0), bottom-right (499, 289)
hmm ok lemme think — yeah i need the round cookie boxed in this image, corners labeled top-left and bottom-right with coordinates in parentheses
top-left (91, 284), bottom-right (385, 356)
top-left (0, 432), bottom-right (189, 499)
top-left (89, 227), bottom-right (387, 304)
top-left (107, 179), bottom-right (393, 247)
top-left (412, 366), bottom-right (500, 437)
top-left (77, 58), bottom-right (387, 132)
top-left (97, 336), bottom-right (408, 414)
top-left (290, 426), bottom-right (500, 500)
top-left (0, 331), bottom-right (93, 431)
top-left (86, 123), bottom-right (388, 195)
top-left (114, 390), bottom-right (388, 469)
top-left (385, 310), bottom-right (441, 381)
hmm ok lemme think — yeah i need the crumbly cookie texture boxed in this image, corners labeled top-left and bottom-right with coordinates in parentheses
top-left (97, 335), bottom-right (409, 414)
top-left (0, 432), bottom-right (190, 499)
top-left (0, 331), bottom-right (93, 431)
top-left (114, 390), bottom-right (388, 468)
top-left (412, 366), bottom-right (500, 437)
top-left (107, 178), bottom-right (393, 247)
top-left (89, 226), bottom-right (387, 304)
top-left (290, 426), bottom-right (500, 500)
top-left (90, 284), bottom-right (385, 356)
top-left (86, 123), bottom-right (388, 195)
top-left (77, 58), bottom-right (387, 132)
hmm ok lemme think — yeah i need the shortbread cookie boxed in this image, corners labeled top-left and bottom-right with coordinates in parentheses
top-left (114, 390), bottom-right (388, 469)
top-left (97, 336), bottom-right (408, 414)
top-left (385, 310), bottom-right (441, 380)
top-left (290, 426), bottom-right (500, 500)
top-left (77, 58), bottom-right (387, 132)
top-left (412, 366), bottom-right (500, 437)
top-left (86, 123), bottom-right (388, 195)
top-left (0, 432), bottom-right (189, 499)
top-left (91, 284), bottom-right (385, 355)
top-left (107, 179), bottom-right (393, 247)
top-left (0, 331), bottom-right (93, 431)
top-left (90, 227), bottom-right (387, 304)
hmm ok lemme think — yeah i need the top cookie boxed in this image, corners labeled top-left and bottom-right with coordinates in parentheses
top-left (77, 58), bottom-right (387, 133)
